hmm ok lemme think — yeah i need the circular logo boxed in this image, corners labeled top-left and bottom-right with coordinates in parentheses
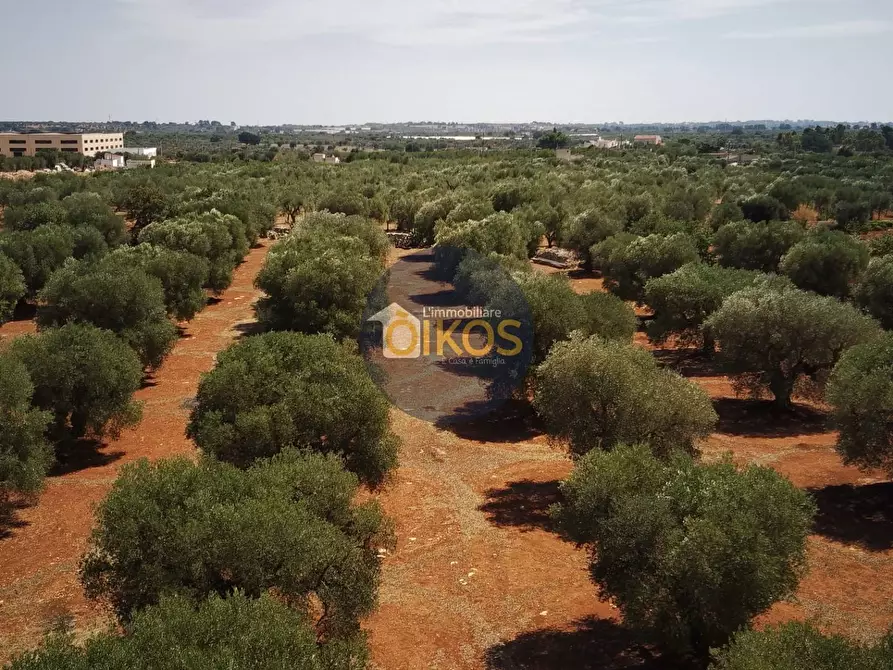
top-left (360, 247), bottom-right (534, 425)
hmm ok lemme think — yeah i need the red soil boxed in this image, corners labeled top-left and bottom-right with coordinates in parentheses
top-left (0, 241), bottom-right (272, 659)
top-left (2, 248), bottom-right (891, 668)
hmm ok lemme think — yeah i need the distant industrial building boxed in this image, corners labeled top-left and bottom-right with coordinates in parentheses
top-left (0, 132), bottom-right (125, 158)
top-left (633, 135), bottom-right (664, 146)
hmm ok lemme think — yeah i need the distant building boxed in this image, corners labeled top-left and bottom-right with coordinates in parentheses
top-left (311, 153), bottom-right (327, 162)
top-left (0, 132), bottom-right (124, 158)
top-left (584, 137), bottom-right (621, 149)
top-left (324, 155), bottom-right (341, 164)
top-left (94, 153), bottom-right (126, 170)
top-left (633, 135), bottom-right (663, 146)
top-left (120, 147), bottom-right (157, 158)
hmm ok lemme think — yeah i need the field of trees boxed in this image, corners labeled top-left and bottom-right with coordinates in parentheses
top-left (1, 128), bottom-right (893, 668)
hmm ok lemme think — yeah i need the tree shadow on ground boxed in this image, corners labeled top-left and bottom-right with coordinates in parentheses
top-left (233, 321), bottom-right (265, 338)
top-left (810, 482), bottom-right (893, 551)
top-left (0, 498), bottom-right (31, 541)
top-left (651, 348), bottom-right (724, 379)
top-left (566, 269), bottom-right (595, 281)
top-left (398, 251), bottom-right (435, 263)
top-left (479, 479), bottom-right (562, 532)
top-left (11, 300), bottom-right (37, 322)
top-left (407, 289), bottom-right (460, 307)
top-left (434, 398), bottom-right (543, 443)
top-left (485, 617), bottom-right (668, 670)
top-left (49, 438), bottom-right (124, 477)
top-left (713, 398), bottom-right (830, 438)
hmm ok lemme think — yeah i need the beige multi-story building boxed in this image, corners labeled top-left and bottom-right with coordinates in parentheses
top-left (0, 132), bottom-right (125, 158)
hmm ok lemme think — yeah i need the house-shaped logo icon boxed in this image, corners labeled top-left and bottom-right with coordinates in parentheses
top-left (367, 303), bottom-right (421, 359)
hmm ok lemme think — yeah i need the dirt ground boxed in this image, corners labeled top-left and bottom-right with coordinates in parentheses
top-left (0, 240), bottom-right (272, 660)
top-left (364, 257), bottom-right (893, 669)
top-left (1, 245), bottom-right (892, 668)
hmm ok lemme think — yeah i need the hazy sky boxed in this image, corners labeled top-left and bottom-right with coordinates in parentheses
top-left (2, 0), bottom-right (892, 124)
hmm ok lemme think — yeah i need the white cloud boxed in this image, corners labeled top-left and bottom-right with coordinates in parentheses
top-left (113, 0), bottom-right (602, 46)
top-left (112, 0), bottom-right (828, 47)
top-left (725, 19), bottom-right (891, 39)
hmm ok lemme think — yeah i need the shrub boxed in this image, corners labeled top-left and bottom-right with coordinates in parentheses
top-left (780, 229), bottom-right (869, 298)
top-left (826, 334), bottom-right (893, 475)
top-left (0, 355), bottom-right (53, 503)
top-left (554, 444), bottom-right (814, 659)
top-left (10, 324), bottom-right (143, 440)
top-left (37, 258), bottom-right (178, 369)
top-left (597, 233), bottom-right (701, 303)
top-left (0, 252), bottom-right (26, 323)
top-left (188, 332), bottom-right (398, 486)
top-left (533, 335), bottom-right (717, 457)
top-left (645, 264), bottom-right (791, 353)
top-left (714, 220), bottom-right (805, 272)
top-left (7, 592), bottom-right (368, 670)
top-left (711, 621), bottom-right (891, 670)
top-left (80, 450), bottom-right (391, 636)
top-left (706, 286), bottom-right (880, 408)
top-left (853, 255), bottom-right (893, 329)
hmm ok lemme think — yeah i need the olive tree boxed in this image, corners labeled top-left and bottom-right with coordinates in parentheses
top-left (121, 184), bottom-right (169, 233)
top-left (869, 234), bottom-right (893, 258)
top-left (2, 201), bottom-right (67, 232)
top-left (187, 332), bottom-right (398, 487)
top-left (516, 273), bottom-right (635, 363)
top-left (0, 225), bottom-right (75, 295)
top-left (255, 232), bottom-right (383, 340)
top-left (0, 355), bottom-right (53, 505)
top-left (562, 209), bottom-right (624, 271)
top-left (105, 246), bottom-right (210, 322)
top-left (712, 622), bottom-right (892, 670)
top-left (595, 233), bottom-right (700, 303)
top-left (0, 252), bottom-right (26, 323)
top-left (645, 264), bottom-right (791, 353)
top-left (714, 220), bottom-right (805, 272)
top-left (138, 211), bottom-right (247, 293)
top-left (11, 324), bottom-right (143, 441)
top-left (705, 286), bottom-right (881, 409)
top-left (7, 593), bottom-right (368, 670)
top-left (533, 335), bottom-right (717, 458)
top-left (740, 194), bottom-right (789, 223)
top-left (80, 450), bottom-right (391, 637)
top-left (62, 192), bottom-right (129, 248)
top-left (434, 212), bottom-right (532, 276)
top-left (826, 334), bottom-right (893, 475)
top-left (780, 229), bottom-right (869, 298)
top-left (554, 443), bottom-right (814, 660)
top-left (37, 259), bottom-right (178, 369)
top-left (853, 255), bottom-right (893, 329)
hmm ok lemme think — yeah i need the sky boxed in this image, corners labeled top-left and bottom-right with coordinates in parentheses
top-left (2, 0), bottom-right (892, 124)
